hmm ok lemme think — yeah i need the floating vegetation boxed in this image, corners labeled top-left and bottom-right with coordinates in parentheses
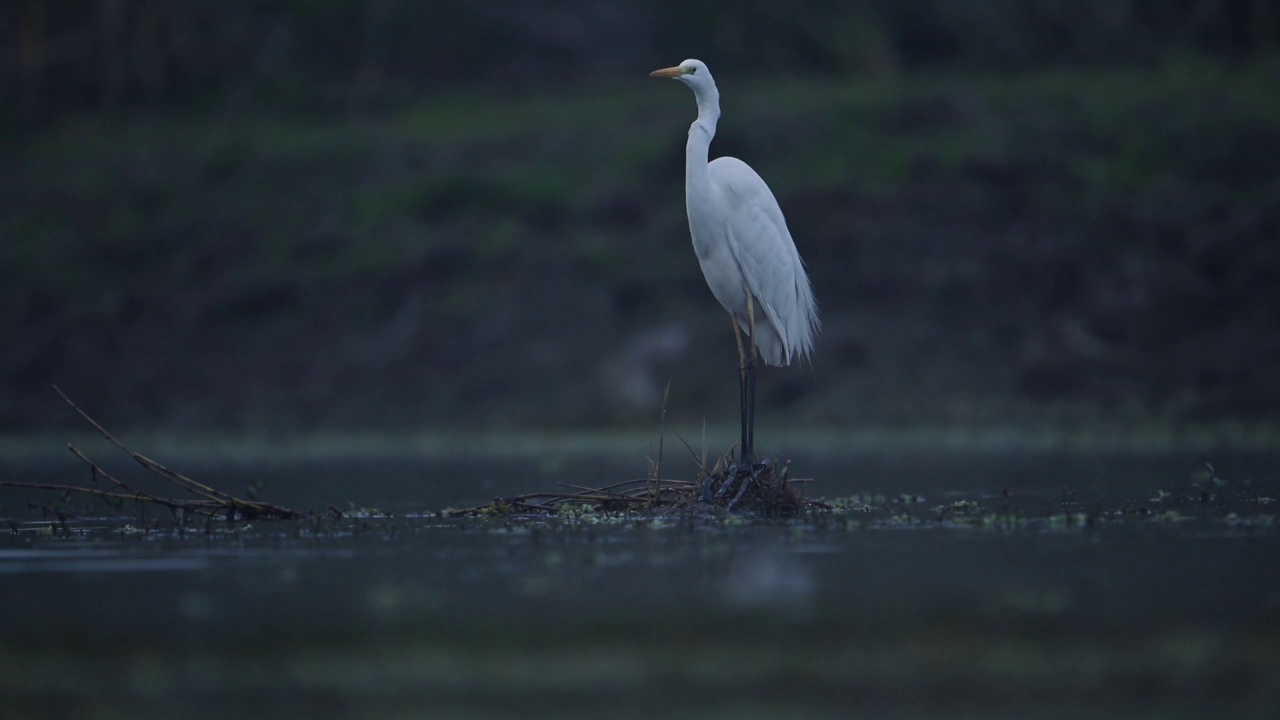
top-left (3, 392), bottom-right (1276, 538)
top-left (933, 499), bottom-right (981, 518)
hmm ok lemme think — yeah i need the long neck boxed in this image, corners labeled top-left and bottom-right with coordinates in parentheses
top-left (684, 84), bottom-right (720, 180)
top-left (684, 85), bottom-right (720, 255)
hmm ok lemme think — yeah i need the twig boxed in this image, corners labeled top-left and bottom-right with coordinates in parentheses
top-left (54, 385), bottom-right (231, 504)
top-left (650, 377), bottom-right (672, 507)
top-left (1, 387), bottom-right (311, 521)
top-left (672, 431), bottom-right (709, 477)
top-left (66, 443), bottom-right (168, 507)
top-left (0, 481), bottom-right (159, 505)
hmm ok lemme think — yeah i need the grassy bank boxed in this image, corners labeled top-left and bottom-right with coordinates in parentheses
top-left (2, 57), bottom-right (1278, 435)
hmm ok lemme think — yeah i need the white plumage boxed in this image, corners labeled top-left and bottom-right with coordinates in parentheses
top-left (651, 58), bottom-right (819, 461)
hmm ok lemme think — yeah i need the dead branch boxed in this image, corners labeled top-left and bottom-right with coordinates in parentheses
top-left (0, 387), bottom-right (309, 521)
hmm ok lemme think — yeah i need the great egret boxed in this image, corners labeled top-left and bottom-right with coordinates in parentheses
top-left (650, 59), bottom-right (819, 465)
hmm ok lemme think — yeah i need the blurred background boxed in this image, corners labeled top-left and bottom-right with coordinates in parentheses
top-left (2, 0), bottom-right (1278, 440)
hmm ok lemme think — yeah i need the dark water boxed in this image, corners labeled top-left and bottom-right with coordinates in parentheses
top-left (1, 447), bottom-right (1277, 719)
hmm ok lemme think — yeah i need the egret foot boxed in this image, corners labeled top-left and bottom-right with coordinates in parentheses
top-left (700, 457), bottom-right (800, 514)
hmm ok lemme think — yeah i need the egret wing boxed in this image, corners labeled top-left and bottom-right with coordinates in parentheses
top-left (709, 157), bottom-right (816, 364)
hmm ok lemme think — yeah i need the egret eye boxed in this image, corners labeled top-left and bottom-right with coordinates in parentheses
top-left (652, 58), bottom-right (819, 468)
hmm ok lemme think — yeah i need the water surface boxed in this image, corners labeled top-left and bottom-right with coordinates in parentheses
top-left (1, 447), bottom-right (1276, 719)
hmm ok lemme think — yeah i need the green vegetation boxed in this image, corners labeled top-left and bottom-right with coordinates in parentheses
top-left (10, 58), bottom-right (1275, 283)
top-left (3, 57), bottom-right (1278, 432)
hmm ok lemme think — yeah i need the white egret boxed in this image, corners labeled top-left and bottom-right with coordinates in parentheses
top-left (650, 59), bottom-right (819, 465)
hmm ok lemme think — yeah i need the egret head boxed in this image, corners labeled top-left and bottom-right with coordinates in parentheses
top-left (649, 59), bottom-right (715, 90)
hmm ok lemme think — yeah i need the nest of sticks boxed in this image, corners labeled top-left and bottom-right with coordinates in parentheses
top-left (446, 385), bottom-right (828, 518)
top-left (447, 456), bottom-right (828, 518)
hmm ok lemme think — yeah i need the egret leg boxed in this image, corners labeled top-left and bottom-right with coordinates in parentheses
top-left (745, 296), bottom-right (758, 465)
top-left (731, 313), bottom-right (749, 466)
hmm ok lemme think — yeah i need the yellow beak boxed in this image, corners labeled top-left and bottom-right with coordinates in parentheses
top-left (649, 66), bottom-right (685, 79)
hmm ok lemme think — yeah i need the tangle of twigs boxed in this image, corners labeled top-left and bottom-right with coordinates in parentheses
top-left (0, 386), bottom-right (307, 521)
top-left (446, 456), bottom-right (828, 518)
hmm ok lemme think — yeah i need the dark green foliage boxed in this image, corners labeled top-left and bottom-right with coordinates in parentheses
top-left (3, 59), bottom-right (1278, 432)
top-left (3, 1), bottom-right (1277, 125)
top-left (2, 3), bottom-right (1278, 434)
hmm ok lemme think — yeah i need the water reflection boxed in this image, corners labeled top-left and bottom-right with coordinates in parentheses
top-left (724, 545), bottom-right (816, 611)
